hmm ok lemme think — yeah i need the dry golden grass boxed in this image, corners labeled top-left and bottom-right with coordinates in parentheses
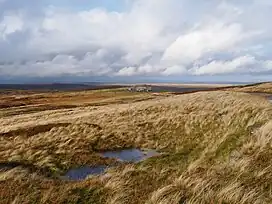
top-left (0, 88), bottom-right (271, 203)
top-left (0, 88), bottom-right (158, 117)
top-left (225, 82), bottom-right (272, 93)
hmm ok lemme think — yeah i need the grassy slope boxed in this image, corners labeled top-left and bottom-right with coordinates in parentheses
top-left (224, 82), bottom-right (272, 93)
top-left (0, 89), bottom-right (272, 203)
top-left (0, 88), bottom-right (167, 120)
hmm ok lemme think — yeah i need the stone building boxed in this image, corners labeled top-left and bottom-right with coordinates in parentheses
top-left (127, 84), bottom-right (152, 92)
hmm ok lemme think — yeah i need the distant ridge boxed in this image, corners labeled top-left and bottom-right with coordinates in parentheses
top-left (0, 83), bottom-right (123, 92)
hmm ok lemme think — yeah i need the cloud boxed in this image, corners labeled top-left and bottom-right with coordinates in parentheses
top-left (162, 23), bottom-right (246, 64)
top-left (0, 0), bottom-right (271, 80)
top-left (162, 65), bottom-right (187, 76)
top-left (116, 66), bottom-right (137, 76)
top-left (0, 13), bottom-right (24, 39)
top-left (192, 55), bottom-right (257, 75)
top-left (0, 52), bottom-right (114, 77)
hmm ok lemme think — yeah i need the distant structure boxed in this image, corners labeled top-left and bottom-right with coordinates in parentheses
top-left (127, 84), bottom-right (152, 92)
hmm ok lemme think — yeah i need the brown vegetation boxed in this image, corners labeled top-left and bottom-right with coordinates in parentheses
top-left (0, 87), bottom-right (271, 203)
top-left (224, 82), bottom-right (272, 93)
top-left (0, 88), bottom-right (160, 118)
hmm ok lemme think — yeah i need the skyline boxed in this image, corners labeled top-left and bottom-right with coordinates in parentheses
top-left (0, 0), bottom-right (272, 83)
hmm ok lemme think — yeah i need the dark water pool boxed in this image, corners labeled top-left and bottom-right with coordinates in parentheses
top-left (65, 166), bottom-right (107, 180)
top-left (101, 148), bottom-right (159, 162)
top-left (64, 148), bottom-right (160, 180)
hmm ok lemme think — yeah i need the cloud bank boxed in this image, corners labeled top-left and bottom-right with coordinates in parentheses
top-left (0, 0), bottom-right (271, 81)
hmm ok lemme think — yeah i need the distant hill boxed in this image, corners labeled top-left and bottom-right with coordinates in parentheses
top-left (0, 83), bottom-right (123, 92)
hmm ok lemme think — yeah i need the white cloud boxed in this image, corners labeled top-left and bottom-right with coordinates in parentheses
top-left (0, 0), bottom-right (271, 80)
top-left (116, 66), bottom-right (137, 76)
top-left (0, 13), bottom-right (24, 39)
top-left (0, 52), bottom-right (113, 77)
top-left (162, 23), bottom-right (245, 64)
top-left (192, 55), bottom-right (257, 75)
top-left (162, 65), bottom-right (187, 76)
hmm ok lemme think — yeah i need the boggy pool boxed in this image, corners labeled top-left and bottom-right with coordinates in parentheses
top-left (64, 148), bottom-right (160, 180)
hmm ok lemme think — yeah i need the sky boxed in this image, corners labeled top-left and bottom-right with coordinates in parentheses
top-left (0, 0), bottom-right (272, 83)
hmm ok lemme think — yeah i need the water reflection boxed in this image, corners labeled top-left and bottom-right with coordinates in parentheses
top-left (64, 148), bottom-right (160, 180)
top-left (65, 165), bottom-right (107, 180)
top-left (101, 148), bottom-right (159, 162)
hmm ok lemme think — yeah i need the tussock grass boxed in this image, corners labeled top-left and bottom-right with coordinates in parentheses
top-left (0, 90), bottom-right (271, 203)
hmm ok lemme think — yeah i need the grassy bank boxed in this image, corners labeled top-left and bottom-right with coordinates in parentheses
top-left (224, 82), bottom-right (272, 93)
top-left (0, 88), bottom-right (272, 203)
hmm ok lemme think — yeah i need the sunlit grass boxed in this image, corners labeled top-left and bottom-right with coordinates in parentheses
top-left (0, 85), bottom-right (272, 204)
top-left (225, 82), bottom-right (272, 93)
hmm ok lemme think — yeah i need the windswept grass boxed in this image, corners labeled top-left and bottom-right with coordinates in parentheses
top-left (0, 89), bottom-right (271, 203)
top-left (225, 82), bottom-right (272, 93)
